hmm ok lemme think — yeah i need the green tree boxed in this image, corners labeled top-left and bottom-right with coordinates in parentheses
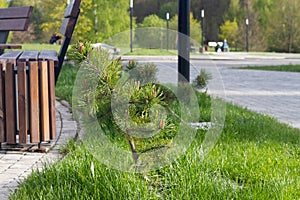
top-left (266, 0), bottom-right (300, 52)
top-left (225, 0), bottom-right (243, 21)
top-left (158, 2), bottom-right (177, 20)
top-left (0, 0), bottom-right (7, 7)
top-left (136, 13), bottom-right (202, 50)
top-left (219, 19), bottom-right (239, 50)
top-left (9, 0), bottom-right (131, 43)
top-left (169, 13), bottom-right (202, 44)
top-left (245, 0), bottom-right (273, 51)
top-left (39, 0), bottom-right (70, 42)
top-left (189, 13), bottom-right (202, 44)
top-left (252, 0), bottom-right (273, 29)
top-left (136, 15), bottom-right (165, 48)
top-left (8, 0), bottom-right (32, 6)
top-left (224, 0), bottom-right (267, 51)
top-left (92, 0), bottom-right (131, 42)
top-left (192, 0), bottom-right (230, 42)
top-left (39, 0), bottom-right (93, 43)
top-left (139, 14), bottom-right (165, 28)
top-left (8, 0), bottom-right (43, 42)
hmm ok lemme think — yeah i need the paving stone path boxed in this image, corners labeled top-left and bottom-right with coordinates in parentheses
top-left (216, 67), bottom-right (300, 129)
top-left (0, 101), bottom-right (77, 200)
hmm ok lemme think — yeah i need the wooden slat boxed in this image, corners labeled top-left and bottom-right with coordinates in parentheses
top-left (0, 51), bottom-right (22, 59)
top-left (39, 50), bottom-right (58, 62)
top-left (0, 19), bottom-right (30, 31)
top-left (48, 60), bottom-right (56, 140)
top-left (19, 50), bottom-right (39, 61)
top-left (0, 44), bottom-right (22, 50)
top-left (0, 63), bottom-right (5, 142)
top-left (64, 0), bottom-right (81, 18)
top-left (5, 62), bottom-right (16, 144)
top-left (39, 61), bottom-right (50, 141)
top-left (0, 6), bottom-right (33, 19)
top-left (0, 51), bottom-right (22, 65)
top-left (29, 61), bottom-right (39, 143)
top-left (17, 61), bottom-right (27, 143)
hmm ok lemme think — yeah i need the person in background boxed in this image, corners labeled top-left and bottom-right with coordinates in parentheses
top-left (215, 43), bottom-right (222, 52)
top-left (49, 32), bottom-right (61, 44)
top-left (222, 39), bottom-right (229, 52)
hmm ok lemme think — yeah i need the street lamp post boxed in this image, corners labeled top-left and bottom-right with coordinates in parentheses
top-left (130, 0), bottom-right (133, 52)
top-left (178, 0), bottom-right (190, 82)
top-left (245, 18), bottom-right (249, 52)
top-left (201, 9), bottom-right (204, 53)
top-left (166, 12), bottom-right (169, 51)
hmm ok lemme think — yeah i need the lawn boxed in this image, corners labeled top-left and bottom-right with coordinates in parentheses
top-left (10, 53), bottom-right (300, 199)
top-left (10, 98), bottom-right (300, 199)
top-left (238, 64), bottom-right (300, 73)
top-left (123, 48), bottom-right (177, 56)
top-left (55, 63), bottom-right (79, 103)
top-left (8, 43), bottom-right (191, 56)
top-left (5, 43), bottom-right (61, 52)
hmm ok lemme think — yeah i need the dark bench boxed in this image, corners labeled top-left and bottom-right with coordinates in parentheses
top-left (41, 0), bottom-right (81, 83)
top-left (0, 6), bottom-right (33, 54)
top-left (0, 0), bottom-right (81, 149)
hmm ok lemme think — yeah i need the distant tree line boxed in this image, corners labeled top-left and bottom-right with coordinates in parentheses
top-left (135, 0), bottom-right (300, 53)
top-left (2, 0), bottom-right (300, 52)
top-left (220, 0), bottom-right (300, 52)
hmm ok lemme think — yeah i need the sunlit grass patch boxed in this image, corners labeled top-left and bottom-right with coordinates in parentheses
top-left (236, 64), bottom-right (300, 72)
top-left (10, 95), bottom-right (300, 199)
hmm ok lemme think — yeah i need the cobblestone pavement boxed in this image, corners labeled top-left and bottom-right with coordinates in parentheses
top-left (129, 55), bottom-right (300, 130)
top-left (191, 58), bottom-right (300, 129)
top-left (215, 67), bottom-right (300, 129)
top-left (0, 101), bottom-right (77, 200)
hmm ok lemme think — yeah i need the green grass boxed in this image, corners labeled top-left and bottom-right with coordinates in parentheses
top-left (5, 43), bottom-right (61, 52)
top-left (55, 63), bottom-right (79, 103)
top-left (10, 101), bottom-right (300, 199)
top-left (124, 48), bottom-right (178, 56)
top-left (122, 48), bottom-right (210, 56)
top-left (238, 64), bottom-right (300, 73)
top-left (10, 63), bottom-right (300, 199)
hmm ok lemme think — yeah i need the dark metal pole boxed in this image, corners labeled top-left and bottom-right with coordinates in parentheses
top-left (130, 0), bottom-right (133, 53)
top-left (178, 0), bottom-right (190, 82)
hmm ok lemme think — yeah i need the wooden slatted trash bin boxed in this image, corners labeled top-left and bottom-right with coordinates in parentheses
top-left (0, 51), bottom-right (56, 148)
top-left (0, 0), bottom-right (82, 150)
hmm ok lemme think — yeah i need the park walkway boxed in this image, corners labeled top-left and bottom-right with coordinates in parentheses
top-left (0, 100), bottom-right (77, 200)
top-left (215, 66), bottom-right (300, 129)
